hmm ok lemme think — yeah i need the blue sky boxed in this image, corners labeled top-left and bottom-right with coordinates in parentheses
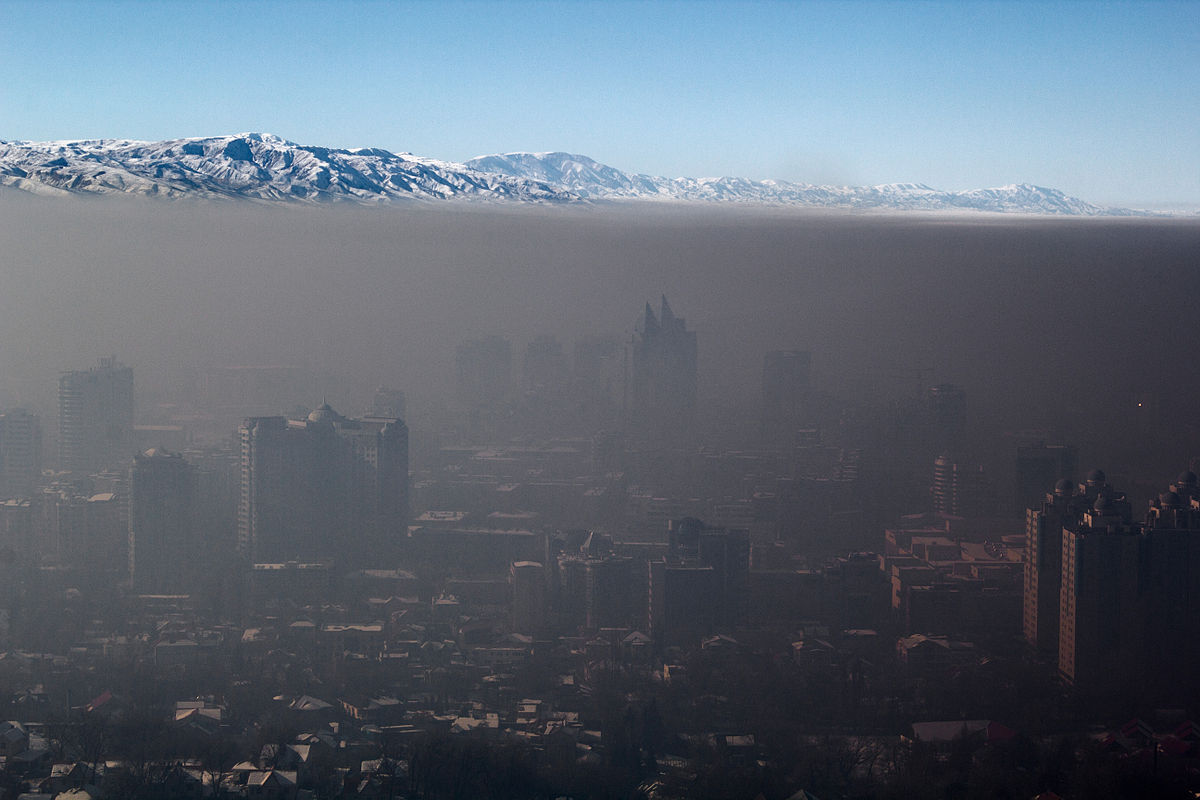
top-left (0, 0), bottom-right (1196, 208)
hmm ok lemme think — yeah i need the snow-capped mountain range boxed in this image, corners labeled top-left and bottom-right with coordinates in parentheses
top-left (467, 151), bottom-right (1121, 214)
top-left (0, 133), bottom-right (1133, 215)
top-left (0, 133), bottom-right (565, 204)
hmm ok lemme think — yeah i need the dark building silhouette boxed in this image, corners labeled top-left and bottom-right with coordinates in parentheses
top-left (1023, 477), bottom-right (1091, 655)
top-left (1140, 471), bottom-right (1200, 690)
top-left (1022, 469), bottom-right (1200, 695)
top-left (555, 531), bottom-right (638, 632)
top-left (58, 356), bottom-right (134, 473)
top-left (649, 517), bottom-right (749, 647)
top-left (630, 296), bottom-right (697, 437)
top-left (0, 409), bottom-right (41, 499)
top-left (761, 349), bottom-right (811, 443)
top-left (129, 447), bottom-right (195, 593)
top-left (238, 404), bottom-right (408, 566)
top-left (1058, 478), bottom-right (1140, 692)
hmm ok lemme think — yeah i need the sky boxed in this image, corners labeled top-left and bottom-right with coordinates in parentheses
top-left (0, 0), bottom-right (1196, 209)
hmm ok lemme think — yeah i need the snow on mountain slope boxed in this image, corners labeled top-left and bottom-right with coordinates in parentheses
top-left (0, 134), bottom-right (574, 203)
top-left (466, 152), bottom-right (1122, 215)
top-left (0, 134), bottom-right (1132, 214)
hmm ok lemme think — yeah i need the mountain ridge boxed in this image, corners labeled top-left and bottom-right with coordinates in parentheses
top-left (0, 133), bottom-right (1143, 215)
top-left (465, 151), bottom-right (1132, 215)
top-left (0, 133), bottom-right (573, 204)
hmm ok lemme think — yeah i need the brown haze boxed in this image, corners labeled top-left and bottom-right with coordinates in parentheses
top-left (0, 193), bottom-right (1197, 472)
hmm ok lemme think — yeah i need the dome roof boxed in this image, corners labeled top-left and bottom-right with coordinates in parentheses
top-left (1053, 478), bottom-right (1074, 497)
top-left (307, 402), bottom-right (339, 424)
top-left (1086, 468), bottom-right (1106, 484)
top-left (1177, 470), bottom-right (1198, 487)
top-left (1160, 491), bottom-right (1182, 509)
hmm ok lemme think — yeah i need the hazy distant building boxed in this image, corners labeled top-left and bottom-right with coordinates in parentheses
top-left (572, 335), bottom-right (624, 424)
top-left (129, 447), bottom-right (195, 593)
top-left (0, 499), bottom-right (33, 563)
top-left (931, 454), bottom-right (995, 517)
top-left (510, 560), bottom-right (546, 635)
top-left (456, 336), bottom-right (513, 406)
top-left (519, 335), bottom-right (570, 434)
top-left (0, 409), bottom-right (41, 499)
top-left (36, 486), bottom-right (126, 575)
top-left (58, 357), bottom-right (134, 473)
top-left (522, 335), bottom-right (568, 397)
top-left (630, 296), bottom-right (697, 437)
top-left (237, 404), bottom-right (409, 566)
top-left (761, 349), bottom-right (811, 443)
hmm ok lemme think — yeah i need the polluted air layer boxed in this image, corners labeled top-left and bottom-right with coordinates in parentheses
top-left (0, 193), bottom-right (1197, 469)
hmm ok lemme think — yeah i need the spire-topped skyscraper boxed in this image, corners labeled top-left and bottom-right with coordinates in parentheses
top-left (630, 296), bottom-right (697, 438)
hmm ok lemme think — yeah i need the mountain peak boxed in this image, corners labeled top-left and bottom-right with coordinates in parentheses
top-left (0, 134), bottom-right (1135, 214)
top-left (0, 134), bottom-right (574, 203)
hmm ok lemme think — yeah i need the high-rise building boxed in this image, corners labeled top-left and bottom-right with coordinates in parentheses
top-left (761, 350), bottom-right (811, 443)
top-left (1023, 477), bottom-right (1091, 655)
top-left (129, 447), bottom-right (195, 593)
top-left (649, 517), bottom-right (749, 646)
top-left (572, 335), bottom-right (624, 425)
top-left (1140, 472), bottom-right (1200, 690)
top-left (931, 454), bottom-right (995, 517)
top-left (238, 404), bottom-right (408, 566)
top-left (519, 335), bottom-right (570, 435)
top-left (1024, 469), bottom-right (1200, 695)
top-left (585, 556), bottom-right (636, 630)
top-left (630, 296), bottom-right (697, 436)
top-left (510, 560), bottom-right (546, 635)
top-left (58, 357), bottom-right (134, 473)
top-left (0, 409), bottom-right (42, 499)
top-left (1058, 484), bottom-right (1141, 692)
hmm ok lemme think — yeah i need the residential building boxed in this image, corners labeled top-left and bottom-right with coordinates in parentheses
top-left (237, 404), bottom-right (408, 566)
top-left (129, 447), bottom-right (196, 593)
top-left (58, 356), bottom-right (134, 473)
top-left (0, 409), bottom-right (41, 499)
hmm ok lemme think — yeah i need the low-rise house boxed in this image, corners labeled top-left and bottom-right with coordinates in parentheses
top-left (0, 720), bottom-right (29, 757)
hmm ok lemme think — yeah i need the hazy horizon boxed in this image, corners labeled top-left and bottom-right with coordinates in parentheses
top-left (1, 192), bottom-right (1196, 475)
